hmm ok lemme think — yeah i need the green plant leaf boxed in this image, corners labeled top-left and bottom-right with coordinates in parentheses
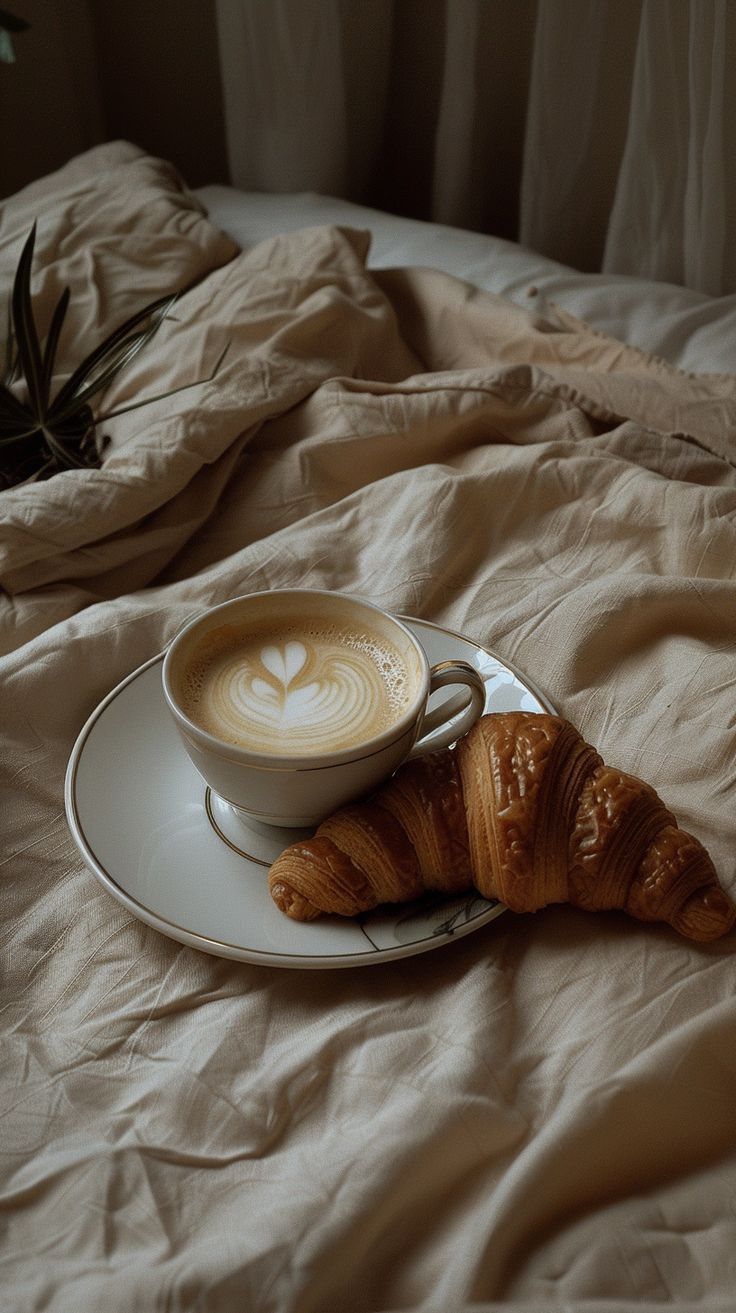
top-left (0, 378), bottom-right (30, 423)
top-left (0, 10), bottom-right (30, 63)
top-left (3, 297), bottom-right (17, 384)
top-left (41, 424), bottom-right (88, 470)
top-left (11, 223), bottom-right (45, 417)
top-left (0, 425), bottom-right (40, 446)
top-left (49, 328), bottom-right (159, 421)
top-left (0, 10), bottom-right (31, 32)
top-left (40, 285), bottom-right (70, 409)
top-left (96, 340), bottom-right (231, 422)
top-left (0, 29), bottom-right (15, 62)
top-left (1, 223), bottom-right (230, 490)
top-left (50, 292), bottom-right (176, 416)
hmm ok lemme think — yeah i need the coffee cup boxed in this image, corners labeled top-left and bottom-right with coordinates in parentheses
top-left (162, 588), bottom-right (485, 828)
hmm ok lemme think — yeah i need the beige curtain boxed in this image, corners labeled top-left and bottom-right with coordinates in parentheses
top-left (216, 0), bottom-right (736, 294)
top-left (522, 0), bottom-right (736, 295)
top-left (215, 0), bottom-right (537, 242)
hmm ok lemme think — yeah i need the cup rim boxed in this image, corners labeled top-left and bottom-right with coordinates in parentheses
top-left (161, 588), bottom-right (430, 769)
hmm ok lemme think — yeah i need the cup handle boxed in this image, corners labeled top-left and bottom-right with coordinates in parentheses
top-left (407, 659), bottom-right (486, 759)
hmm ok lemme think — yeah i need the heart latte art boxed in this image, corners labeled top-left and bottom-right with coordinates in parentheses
top-left (179, 620), bottom-right (414, 755)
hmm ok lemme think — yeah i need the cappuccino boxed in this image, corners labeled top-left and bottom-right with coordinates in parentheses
top-left (177, 615), bottom-right (415, 755)
top-left (163, 588), bottom-right (486, 826)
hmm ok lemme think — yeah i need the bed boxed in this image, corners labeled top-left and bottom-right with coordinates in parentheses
top-left (2, 141), bottom-right (736, 1312)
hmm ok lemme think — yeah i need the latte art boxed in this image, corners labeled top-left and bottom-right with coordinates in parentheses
top-left (179, 619), bottom-right (415, 754)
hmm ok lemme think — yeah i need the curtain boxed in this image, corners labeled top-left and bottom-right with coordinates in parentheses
top-left (522, 0), bottom-right (736, 295)
top-left (602, 0), bottom-right (736, 296)
top-left (216, 0), bottom-right (736, 295)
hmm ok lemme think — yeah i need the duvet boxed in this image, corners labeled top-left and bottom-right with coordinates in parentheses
top-left (2, 143), bottom-right (736, 1313)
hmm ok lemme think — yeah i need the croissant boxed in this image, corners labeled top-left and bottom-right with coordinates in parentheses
top-left (268, 712), bottom-right (735, 942)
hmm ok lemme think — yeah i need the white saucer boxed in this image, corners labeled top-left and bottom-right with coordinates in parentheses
top-left (65, 617), bottom-right (554, 969)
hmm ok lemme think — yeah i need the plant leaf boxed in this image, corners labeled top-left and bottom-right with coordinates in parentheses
top-left (0, 433), bottom-right (40, 454)
top-left (44, 405), bottom-right (100, 471)
top-left (11, 223), bottom-right (45, 417)
top-left (39, 424), bottom-right (88, 470)
top-left (95, 340), bottom-right (231, 421)
top-left (50, 292), bottom-right (176, 416)
top-left (0, 29), bottom-right (15, 61)
top-left (3, 296), bottom-right (17, 383)
top-left (0, 10), bottom-right (31, 33)
top-left (48, 327), bottom-right (161, 421)
top-left (0, 10), bottom-right (28, 63)
top-left (0, 378), bottom-right (31, 423)
top-left (0, 228), bottom-right (218, 490)
top-left (40, 285), bottom-right (70, 409)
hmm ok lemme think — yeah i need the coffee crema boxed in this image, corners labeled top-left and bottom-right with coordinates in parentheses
top-left (177, 617), bottom-right (415, 755)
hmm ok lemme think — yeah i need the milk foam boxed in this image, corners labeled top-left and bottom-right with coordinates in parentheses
top-left (178, 617), bottom-right (414, 754)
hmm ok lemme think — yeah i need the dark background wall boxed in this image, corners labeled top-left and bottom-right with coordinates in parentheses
top-left (1, 0), bottom-right (229, 199)
top-left (2, 0), bottom-right (541, 253)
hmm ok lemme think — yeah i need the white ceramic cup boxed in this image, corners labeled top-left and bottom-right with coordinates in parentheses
top-left (162, 589), bottom-right (485, 828)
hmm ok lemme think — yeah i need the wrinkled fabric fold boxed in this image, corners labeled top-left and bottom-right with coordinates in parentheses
top-left (2, 144), bottom-right (736, 1312)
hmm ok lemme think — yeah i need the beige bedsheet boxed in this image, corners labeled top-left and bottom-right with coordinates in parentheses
top-left (2, 144), bottom-right (736, 1313)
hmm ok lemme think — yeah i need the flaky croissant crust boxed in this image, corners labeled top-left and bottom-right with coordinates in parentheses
top-left (268, 712), bottom-right (735, 942)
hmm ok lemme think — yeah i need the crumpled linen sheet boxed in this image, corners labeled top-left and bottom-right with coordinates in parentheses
top-left (2, 143), bottom-right (736, 1313)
